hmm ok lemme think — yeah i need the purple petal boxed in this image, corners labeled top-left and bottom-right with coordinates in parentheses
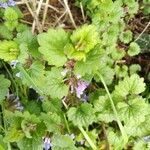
top-left (8, 0), bottom-right (16, 6)
top-left (75, 80), bottom-right (89, 98)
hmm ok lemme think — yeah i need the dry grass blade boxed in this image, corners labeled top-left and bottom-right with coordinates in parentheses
top-left (42, 0), bottom-right (49, 28)
top-left (80, 2), bottom-right (86, 23)
top-left (63, 0), bottom-right (77, 29)
top-left (31, 0), bottom-right (43, 33)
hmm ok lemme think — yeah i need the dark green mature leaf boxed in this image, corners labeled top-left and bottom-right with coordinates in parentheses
top-left (0, 75), bottom-right (11, 101)
top-left (52, 134), bottom-right (77, 150)
top-left (67, 103), bottom-right (95, 127)
top-left (38, 28), bottom-right (68, 67)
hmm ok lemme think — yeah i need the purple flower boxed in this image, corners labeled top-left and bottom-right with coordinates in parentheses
top-left (75, 80), bottom-right (89, 98)
top-left (0, 0), bottom-right (15, 8)
top-left (43, 138), bottom-right (52, 150)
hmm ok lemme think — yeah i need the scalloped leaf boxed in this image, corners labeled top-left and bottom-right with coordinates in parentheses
top-left (67, 103), bottom-right (95, 127)
top-left (114, 74), bottom-right (146, 97)
top-left (38, 28), bottom-right (68, 67)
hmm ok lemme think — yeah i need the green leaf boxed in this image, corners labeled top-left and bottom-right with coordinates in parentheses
top-left (52, 134), bottom-right (77, 150)
top-left (94, 96), bottom-right (116, 123)
top-left (67, 103), bottom-right (95, 127)
top-left (114, 74), bottom-right (146, 97)
top-left (71, 25), bottom-right (99, 53)
top-left (133, 139), bottom-right (150, 150)
top-left (129, 64), bottom-right (141, 75)
top-left (42, 99), bottom-right (62, 114)
top-left (0, 75), bottom-right (11, 101)
top-left (3, 128), bottom-right (24, 142)
top-left (117, 97), bottom-right (148, 123)
top-left (0, 40), bottom-right (19, 62)
top-left (125, 113), bottom-right (150, 137)
top-left (38, 28), bottom-right (68, 67)
top-left (107, 130), bottom-right (124, 150)
top-left (74, 48), bottom-right (103, 76)
top-left (4, 7), bottom-right (19, 31)
top-left (17, 137), bottom-right (43, 150)
top-left (120, 30), bottom-right (133, 44)
top-left (115, 65), bottom-right (128, 78)
top-left (128, 42), bottom-right (141, 56)
top-left (17, 43), bottom-right (29, 64)
top-left (15, 30), bottom-right (40, 59)
top-left (44, 67), bottom-right (69, 99)
top-left (111, 47), bottom-right (126, 60)
top-left (0, 25), bottom-right (13, 40)
top-left (0, 135), bottom-right (7, 150)
top-left (40, 112), bottom-right (62, 133)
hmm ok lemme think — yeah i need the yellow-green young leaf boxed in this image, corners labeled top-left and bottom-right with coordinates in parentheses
top-left (38, 28), bottom-right (68, 67)
top-left (0, 75), bottom-right (11, 101)
top-left (0, 40), bottom-right (19, 61)
top-left (67, 103), bottom-right (95, 127)
top-left (52, 134), bottom-right (77, 150)
top-left (3, 128), bottom-right (24, 142)
top-left (127, 42), bottom-right (140, 56)
top-left (71, 25), bottom-right (99, 53)
top-left (114, 74), bottom-right (146, 97)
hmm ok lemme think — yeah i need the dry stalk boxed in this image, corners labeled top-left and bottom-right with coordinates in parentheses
top-left (42, 0), bottom-right (49, 28)
top-left (80, 2), bottom-right (86, 23)
top-left (63, 0), bottom-right (77, 29)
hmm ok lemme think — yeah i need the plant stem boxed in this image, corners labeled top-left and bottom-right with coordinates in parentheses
top-left (98, 74), bottom-right (128, 143)
top-left (79, 126), bottom-right (97, 150)
top-left (63, 114), bottom-right (70, 134)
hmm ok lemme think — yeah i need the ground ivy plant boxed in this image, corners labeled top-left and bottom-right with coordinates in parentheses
top-left (0, 0), bottom-right (150, 150)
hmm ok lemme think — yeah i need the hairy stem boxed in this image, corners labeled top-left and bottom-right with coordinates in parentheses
top-left (98, 74), bottom-right (128, 144)
top-left (79, 126), bottom-right (97, 150)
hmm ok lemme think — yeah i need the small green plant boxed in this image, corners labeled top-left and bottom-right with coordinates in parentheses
top-left (0, 0), bottom-right (149, 150)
